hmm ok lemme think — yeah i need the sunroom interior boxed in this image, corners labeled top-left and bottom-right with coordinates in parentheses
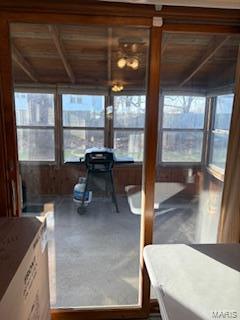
top-left (10, 22), bottom-right (239, 308)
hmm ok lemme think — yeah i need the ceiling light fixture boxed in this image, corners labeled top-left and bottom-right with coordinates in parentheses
top-left (112, 83), bottom-right (124, 92)
top-left (117, 56), bottom-right (139, 70)
top-left (131, 43), bottom-right (138, 53)
top-left (117, 57), bottom-right (127, 69)
top-left (117, 39), bottom-right (143, 71)
top-left (126, 57), bottom-right (139, 70)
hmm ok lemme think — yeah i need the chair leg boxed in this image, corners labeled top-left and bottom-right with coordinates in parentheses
top-left (109, 170), bottom-right (119, 213)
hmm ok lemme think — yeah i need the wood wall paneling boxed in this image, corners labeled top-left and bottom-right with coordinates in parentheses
top-left (20, 164), bottom-right (199, 200)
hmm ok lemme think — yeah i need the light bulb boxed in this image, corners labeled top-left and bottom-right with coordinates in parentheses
top-left (131, 43), bottom-right (138, 53)
top-left (127, 58), bottom-right (139, 70)
top-left (112, 83), bottom-right (124, 92)
top-left (117, 58), bottom-right (127, 69)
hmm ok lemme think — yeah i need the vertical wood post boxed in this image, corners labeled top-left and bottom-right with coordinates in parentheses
top-left (0, 76), bottom-right (11, 216)
top-left (140, 23), bottom-right (162, 314)
top-left (0, 18), bottom-right (20, 216)
top-left (55, 89), bottom-right (62, 167)
top-left (218, 46), bottom-right (240, 243)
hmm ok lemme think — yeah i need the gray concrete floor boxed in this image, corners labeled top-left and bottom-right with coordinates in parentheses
top-left (24, 194), bottom-right (197, 308)
top-left (47, 195), bottom-right (197, 308)
top-left (47, 195), bottom-right (141, 307)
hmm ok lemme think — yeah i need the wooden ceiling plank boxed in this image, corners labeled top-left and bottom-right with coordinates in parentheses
top-left (179, 36), bottom-right (231, 87)
top-left (12, 43), bottom-right (38, 82)
top-left (48, 25), bottom-right (76, 84)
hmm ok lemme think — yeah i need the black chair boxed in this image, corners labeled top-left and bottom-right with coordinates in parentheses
top-left (81, 150), bottom-right (119, 213)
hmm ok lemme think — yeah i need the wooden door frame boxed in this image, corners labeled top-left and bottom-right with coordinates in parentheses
top-left (0, 2), bottom-right (240, 319)
top-left (0, 18), bottom-right (21, 217)
top-left (217, 47), bottom-right (240, 243)
top-left (0, 9), bottom-right (161, 320)
top-left (0, 74), bottom-right (11, 216)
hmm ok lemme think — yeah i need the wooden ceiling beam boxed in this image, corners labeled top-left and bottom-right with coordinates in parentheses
top-left (161, 34), bottom-right (170, 55)
top-left (11, 30), bottom-right (112, 43)
top-left (179, 36), bottom-right (231, 87)
top-left (23, 53), bottom-right (107, 61)
top-left (107, 27), bottom-right (112, 85)
top-left (12, 44), bottom-right (38, 82)
top-left (48, 25), bottom-right (76, 84)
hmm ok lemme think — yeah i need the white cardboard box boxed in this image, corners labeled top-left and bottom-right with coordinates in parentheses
top-left (0, 217), bottom-right (50, 320)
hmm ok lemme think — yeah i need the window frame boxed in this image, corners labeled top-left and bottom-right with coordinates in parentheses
top-left (207, 94), bottom-right (234, 180)
top-left (113, 94), bottom-right (146, 163)
top-left (15, 90), bottom-right (212, 166)
top-left (14, 89), bottom-right (57, 165)
top-left (61, 93), bottom-right (106, 164)
top-left (158, 93), bottom-right (209, 166)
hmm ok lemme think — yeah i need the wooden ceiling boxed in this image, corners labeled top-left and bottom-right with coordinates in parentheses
top-left (161, 33), bottom-right (239, 93)
top-left (10, 23), bottom-right (239, 94)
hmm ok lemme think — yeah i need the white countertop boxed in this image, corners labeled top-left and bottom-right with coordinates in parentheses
top-left (144, 244), bottom-right (240, 320)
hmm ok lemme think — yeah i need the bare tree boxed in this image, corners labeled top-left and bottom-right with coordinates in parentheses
top-left (165, 96), bottom-right (196, 113)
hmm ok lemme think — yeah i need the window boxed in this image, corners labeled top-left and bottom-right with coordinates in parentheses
top-left (209, 94), bottom-right (234, 172)
top-left (161, 95), bottom-right (206, 163)
top-left (15, 92), bottom-right (55, 161)
top-left (113, 95), bottom-right (146, 161)
top-left (62, 94), bottom-right (105, 162)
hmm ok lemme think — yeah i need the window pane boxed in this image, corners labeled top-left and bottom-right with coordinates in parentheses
top-left (17, 128), bottom-right (55, 161)
top-left (11, 22), bottom-right (149, 310)
top-left (214, 94), bottom-right (234, 130)
top-left (162, 131), bottom-right (203, 162)
top-left (15, 93), bottom-right (54, 126)
top-left (114, 96), bottom-right (146, 128)
top-left (64, 129), bottom-right (104, 162)
top-left (114, 130), bottom-right (144, 161)
top-left (163, 96), bottom-right (206, 129)
top-left (210, 132), bottom-right (229, 170)
top-left (62, 95), bottom-right (104, 127)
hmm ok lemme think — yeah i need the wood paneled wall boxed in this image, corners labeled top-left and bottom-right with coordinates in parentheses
top-left (20, 164), bottom-right (142, 198)
top-left (20, 163), bottom-right (200, 200)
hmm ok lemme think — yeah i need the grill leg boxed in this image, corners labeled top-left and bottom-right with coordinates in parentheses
top-left (105, 173), bottom-right (108, 197)
top-left (81, 170), bottom-right (90, 207)
top-left (109, 170), bottom-right (119, 213)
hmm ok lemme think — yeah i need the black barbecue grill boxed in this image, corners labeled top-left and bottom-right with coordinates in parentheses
top-left (80, 148), bottom-right (119, 213)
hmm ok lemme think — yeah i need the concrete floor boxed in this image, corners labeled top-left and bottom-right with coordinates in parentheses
top-left (23, 191), bottom-right (197, 308)
top-left (47, 196), bottom-right (141, 307)
top-left (41, 194), bottom-right (197, 308)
